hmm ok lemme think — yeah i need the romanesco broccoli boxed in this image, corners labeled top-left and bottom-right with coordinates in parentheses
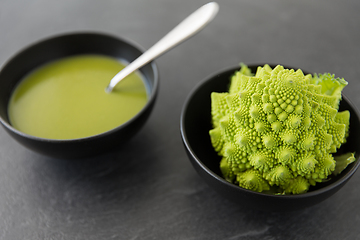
top-left (210, 64), bottom-right (354, 194)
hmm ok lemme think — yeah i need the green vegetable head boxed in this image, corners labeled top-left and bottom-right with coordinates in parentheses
top-left (210, 64), bottom-right (353, 194)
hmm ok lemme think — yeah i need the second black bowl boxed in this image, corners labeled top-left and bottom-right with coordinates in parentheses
top-left (180, 64), bottom-right (360, 211)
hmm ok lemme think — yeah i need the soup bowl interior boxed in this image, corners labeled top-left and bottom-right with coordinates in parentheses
top-left (180, 64), bottom-right (360, 211)
top-left (0, 32), bottom-right (159, 159)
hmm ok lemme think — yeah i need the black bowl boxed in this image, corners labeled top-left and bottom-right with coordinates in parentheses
top-left (180, 64), bottom-right (360, 211)
top-left (0, 32), bottom-right (159, 159)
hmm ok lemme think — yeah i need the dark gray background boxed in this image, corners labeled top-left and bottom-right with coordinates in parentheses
top-left (1, 0), bottom-right (360, 239)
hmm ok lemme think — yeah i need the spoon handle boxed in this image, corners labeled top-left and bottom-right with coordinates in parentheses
top-left (105, 2), bottom-right (219, 93)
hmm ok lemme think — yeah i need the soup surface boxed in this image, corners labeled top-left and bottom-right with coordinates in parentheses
top-left (8, 54), bottom-right (148, 139)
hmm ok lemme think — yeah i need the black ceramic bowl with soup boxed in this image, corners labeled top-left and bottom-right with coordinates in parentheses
top-left (0, 32), bottom-right (159, 159)
top-left (180, 64), bottom-right (360, 211)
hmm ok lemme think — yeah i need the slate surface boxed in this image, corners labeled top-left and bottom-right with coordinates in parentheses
top-left (0, 0), bottom-right (359, 239)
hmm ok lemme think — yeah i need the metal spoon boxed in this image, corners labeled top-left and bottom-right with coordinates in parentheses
top-left (105, 2), bottom-right (219, 93)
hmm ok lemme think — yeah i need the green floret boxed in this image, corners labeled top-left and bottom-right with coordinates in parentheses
top-left (333, 152), bottom-right (356, 175)
top-left (210, 64), bottom-right (354, 195)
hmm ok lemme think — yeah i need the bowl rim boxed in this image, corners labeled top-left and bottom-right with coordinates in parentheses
top-left (0, 31), bottom-right (159, 142)
top-left (180, 64), bottom-right (360, 198)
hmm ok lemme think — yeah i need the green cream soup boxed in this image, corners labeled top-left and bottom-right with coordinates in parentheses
top-left (8, 54), bottom-right (148, 140)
